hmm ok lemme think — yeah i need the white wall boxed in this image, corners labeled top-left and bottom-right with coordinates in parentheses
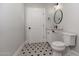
top-left (46, 4), bottom-right (63, 45)
top-left (0, 3), bottom-right (24, 55)
top-left (62, 3), bottom-right (79, 53)
top-left (46, 5), bottom-right (56, 45)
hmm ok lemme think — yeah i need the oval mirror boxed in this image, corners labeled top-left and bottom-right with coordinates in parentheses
top-left (54, 9), bottom-right (63, 24)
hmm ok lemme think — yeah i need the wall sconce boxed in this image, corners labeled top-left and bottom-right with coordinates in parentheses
top-left (54, 3), bottom-right (62, 10)
top-left (56, 3), bottom-right (59, 5)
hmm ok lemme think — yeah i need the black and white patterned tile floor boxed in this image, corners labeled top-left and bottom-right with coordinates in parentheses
top-left (17, 42), bottom-right (53, 56)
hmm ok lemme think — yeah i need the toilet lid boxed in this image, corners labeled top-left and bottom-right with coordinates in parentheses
top-left (52, 41), bottom-right (65, 47)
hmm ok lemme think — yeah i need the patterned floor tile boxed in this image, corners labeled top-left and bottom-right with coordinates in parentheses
top-left (17, 42), bottom-right (53, 56)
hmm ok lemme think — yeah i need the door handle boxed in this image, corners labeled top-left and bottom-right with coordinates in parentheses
top-left (28, 27), bottom-right (31, 29)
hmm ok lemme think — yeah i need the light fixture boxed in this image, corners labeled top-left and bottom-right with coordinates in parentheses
top-left (56, 3), bottom-right (59, 5)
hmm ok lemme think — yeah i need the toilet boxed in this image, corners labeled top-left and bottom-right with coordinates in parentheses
top-left (51, 41), bottom-right (65, 56)
top-left (51, 32), bottom-right (77, 56)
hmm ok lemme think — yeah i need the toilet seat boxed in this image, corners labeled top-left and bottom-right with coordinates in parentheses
top-left (51, 41), bottom-right (65, 51)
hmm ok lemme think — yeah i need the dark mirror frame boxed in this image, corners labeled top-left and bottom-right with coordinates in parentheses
top-left (54, 9), bottom-right (63, 24)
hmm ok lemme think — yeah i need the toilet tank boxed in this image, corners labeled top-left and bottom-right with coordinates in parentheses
top-left (63, 32), bottom-right (77, 46)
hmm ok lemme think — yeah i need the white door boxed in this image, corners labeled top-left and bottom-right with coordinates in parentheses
top-left (25, 7), bottom-right (46, 43)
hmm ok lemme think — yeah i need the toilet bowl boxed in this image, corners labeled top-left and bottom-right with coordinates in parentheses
top-left (51, 41), bottom-right (65, 56)
top-left (51, 32), bottom-right (77, 56)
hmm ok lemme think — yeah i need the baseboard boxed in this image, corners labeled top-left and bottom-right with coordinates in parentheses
top-left (26, 39), bottom-right (47, 44)
top-left (13, 42), bottom-right (25, 56)
top-left (66, 50), bottom-right (79, 56)
top-left (0, 52), bottom-right (11, 56)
